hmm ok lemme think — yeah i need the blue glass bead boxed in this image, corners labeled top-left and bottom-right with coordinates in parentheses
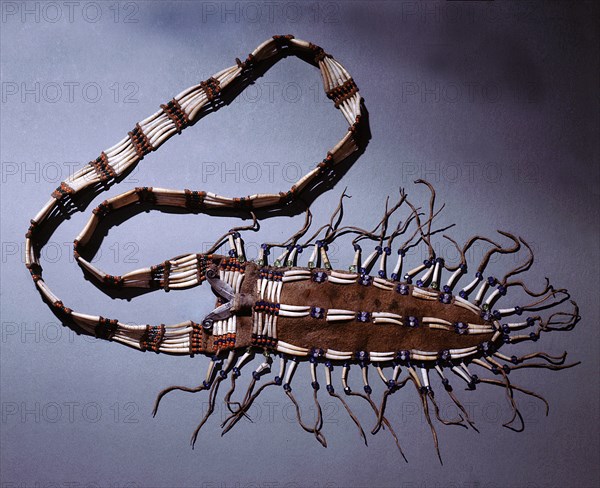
top-left (384, 247), bottom-right (391, 255)
top-left (391, 273), bottom-right (399, 281)
top-left (443, 285), bottom-right (451, 293)
top-left (364, 385), bottom-right (372, 395)
top-left (378, 270), bottom-right (385, 278)
top-left (397, 350), bottom-right (410, 362)
top-left (406, 316), bottom-right (419, 328)
top-left (356, 311), bottom-right (371, 323)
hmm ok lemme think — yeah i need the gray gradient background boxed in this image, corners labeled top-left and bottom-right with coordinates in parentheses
top-left (1, 1), bottom-right (599, 488)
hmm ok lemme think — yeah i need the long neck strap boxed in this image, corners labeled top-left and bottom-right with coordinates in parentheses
top-left (25, 35), bottom-right (366, 354)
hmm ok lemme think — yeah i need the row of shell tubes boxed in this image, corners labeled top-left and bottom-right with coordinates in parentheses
top-left (210, 258), bottom-right (246, 351)
top-left (278, 268), bottom-right (486, 316)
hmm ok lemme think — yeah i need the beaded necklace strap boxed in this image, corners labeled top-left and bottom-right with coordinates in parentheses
top-left (25, 35), bottom-right (366, 354)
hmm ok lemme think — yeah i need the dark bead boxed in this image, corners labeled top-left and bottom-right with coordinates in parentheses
top-left (471, 374), bottom-right (480, 384)
top-left (312, 271), bottom-right (327, 283)
top-left (252, 371), bottom-right (260, 380)
top-left (311, 381), bottom-right (320, 391)
top-left (274, 376), bottom-right (282, 386)
top-left (387, 379), bottom-right (396, 389)
top-left (363, 385), bottom-right (372, 395)
top-left (356, 311), bottom-right (371, 323)
top-left (309, 355), bottom-right (316, 364)
top-left (502, 334), bottom-right (511, 344)
top-left (260, 243), bottom-right (268, 250)
top-left (497, 285), bottom-right (507, 296)
top-left (296, 245), bottom-right (303, 253)
top-left (459, 290), bottom-right (467, 299)
top-left (406, 316), bottom-right (419, 328)
top-left (359, 267), bottom-right (367, 275)
top-left (404, 276), bottom-right (413, 284)
top-left (397, 350), bottom-right (410, 362)
top-left (443, 285), bottom-right (451, 293)
top-left (325, 360), bottom-right (332, 369)
top-left (326, 384), bottom-right (334, 393)
top-left (286, 244), bottom-right (294, 251)
top-left (511, 356), bottom-right (519, 365)
top-left (375, 246), bottom-right (382, 254)
top-left (526, 317), bottom-right (535, 326)
top-left (460, 264), bottom-right (468, 272)
top-left (316, 240), bottom-right (323, 248)
top-left (530, 332), bottom-right (538, 341)
top-left (441, 377), bottom-right (449, 387)
top-left (501, 324), bottom-right (510, 334)
top-left (353, 243), bottom-right (361, 252)
top-left (487, 276), bottom-right (496, 286)
top-left (416, 279), bottom-right (424, 287)
top-left (344, 386), bottom-right (352, 395)
top-left (359, 274), bottom-right (372, 286)
top-left (493, 310), bottom-right (502, 319)
top-left (502, 365), bottom-right (511, 374)
top-left (391, 273), bottom-right (399, 281)
top-left (228, 249), bottom-right (237, 257)
top-left (310, 306), bottom-right (324, 319)
top-left (384, 247), bottom-right (391, 255)
top-left (232, 367), bottom-right (240, 377)
top-left (202, 380), bottom-right (211, 388)
top-left (475, 271), bottom-right (483, 279)
top-left (515, 306), bottom-right (523, 316)
top-left (283, 383), bottom-right (291, 392)
top-left (356, 351), bottom-right (368, 361)
top-left (378, 270), bottom-right (386, 278)
top-left (219, 370), bottom-right (227, 379)
top-left (398, 249), bottom-right (406, 256)
top-left (423, 259), bottom-right (431, 267)
top-left (396, 284), bottom-right (409, 295)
